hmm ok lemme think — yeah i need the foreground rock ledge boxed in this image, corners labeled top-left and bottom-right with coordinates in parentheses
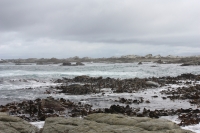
top-left (42, 113), bottom-right (193, 133)
top-left (0, 112), bottom-right (39, 133)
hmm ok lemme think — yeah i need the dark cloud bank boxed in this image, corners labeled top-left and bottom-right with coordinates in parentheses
top-left (0, 0), bottom-right (199, 59)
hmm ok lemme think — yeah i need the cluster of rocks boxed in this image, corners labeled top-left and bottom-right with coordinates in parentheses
top-left (138, 59), bottom-right (200, 66)
top-left (176, 108), bottom-right (200, 126)
top-left (0, 97), bottom-right (92, 122)
top-left (1, 95), bottom-right (200, 127)
top-left (57, 84), bottom-right (94, 95)
top-left (115, 97), bottom-right (147, 104)
top-left (62, 62), bottom-right (84, 66)
top-left (0, 112), bottom-right (193, 133)
top-left (54, 75), bottom-right (162, 94)
top-left (54, 73), bottom-right (199, 95)
top-left (1, 73), bottom-right (200, 131)
top-left (161, 84), bottom-right (200, 107)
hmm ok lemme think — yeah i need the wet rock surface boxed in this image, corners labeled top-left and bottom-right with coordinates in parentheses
top-left (42, 113), bottom-right (193, 133)
top-left (0, 112), bottom-right (39, 133)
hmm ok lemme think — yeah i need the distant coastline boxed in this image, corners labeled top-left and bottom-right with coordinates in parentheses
top-left (1, 54), bottom-right (200, 66)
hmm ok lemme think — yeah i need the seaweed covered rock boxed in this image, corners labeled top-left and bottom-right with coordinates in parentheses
top-left (59, 84), bottom-right (94, 94)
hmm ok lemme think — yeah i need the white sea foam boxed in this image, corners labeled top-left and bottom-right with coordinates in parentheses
top-left (30, 121), bottom-right (45, 129)
top-left (161, 116), bottom-right (200, 133)
top-left (0, 63), bottom-right (200, 79)
top-left (182, 124), bottom-right (200, 133)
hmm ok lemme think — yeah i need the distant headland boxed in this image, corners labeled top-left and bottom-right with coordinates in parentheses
top-left (1, 54), bottom-right (200, 66)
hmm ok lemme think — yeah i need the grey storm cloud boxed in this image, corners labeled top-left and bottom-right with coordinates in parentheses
top-left (0, 0), bottom-right (200, 58)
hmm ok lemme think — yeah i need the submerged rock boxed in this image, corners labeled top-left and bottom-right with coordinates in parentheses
top-left (0, 112), bottom-right (39, 133)
top-left (42, 113), bottom-right (193, 133)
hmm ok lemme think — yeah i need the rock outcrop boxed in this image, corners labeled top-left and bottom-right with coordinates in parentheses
top-left (0, 112), bottom-right (39, 133)
top-left (42, 113), bottom-right (193, 133)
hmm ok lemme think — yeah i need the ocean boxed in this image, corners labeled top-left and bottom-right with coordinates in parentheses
top-left (1, 62), bottom-right (200, 132)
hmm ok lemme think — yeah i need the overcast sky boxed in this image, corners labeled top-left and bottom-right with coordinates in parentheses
top-left (0, 0), bottom-right (200, 59)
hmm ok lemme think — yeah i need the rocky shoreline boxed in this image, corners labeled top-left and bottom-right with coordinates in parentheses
top-left (1, 73), bottom-right (200, 129)
top-left (1, 54), bottom-right (200, 66)
top-left (0, 112), bottom-right (193, 133)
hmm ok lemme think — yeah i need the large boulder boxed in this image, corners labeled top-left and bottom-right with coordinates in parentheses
top-left (42, 113), bottom-right (193, 133)
top-left (0, 112), bottom-right (39, 133)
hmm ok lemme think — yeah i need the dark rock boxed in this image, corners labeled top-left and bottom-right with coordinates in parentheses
top-left (41, 97), bottom-right (65, 111)
top-left (76, 62), bottom-right (84, 66)
top-left (74, 75), bottom-right (90, 82)
top-left (62, 62), bottom-right (71, 66)
top-left (59, 84), bottom-right (94, 95)
top-left (155, 59), bottom-right (163, 64)
top-left (180, 63), bottom-right (193, 66)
